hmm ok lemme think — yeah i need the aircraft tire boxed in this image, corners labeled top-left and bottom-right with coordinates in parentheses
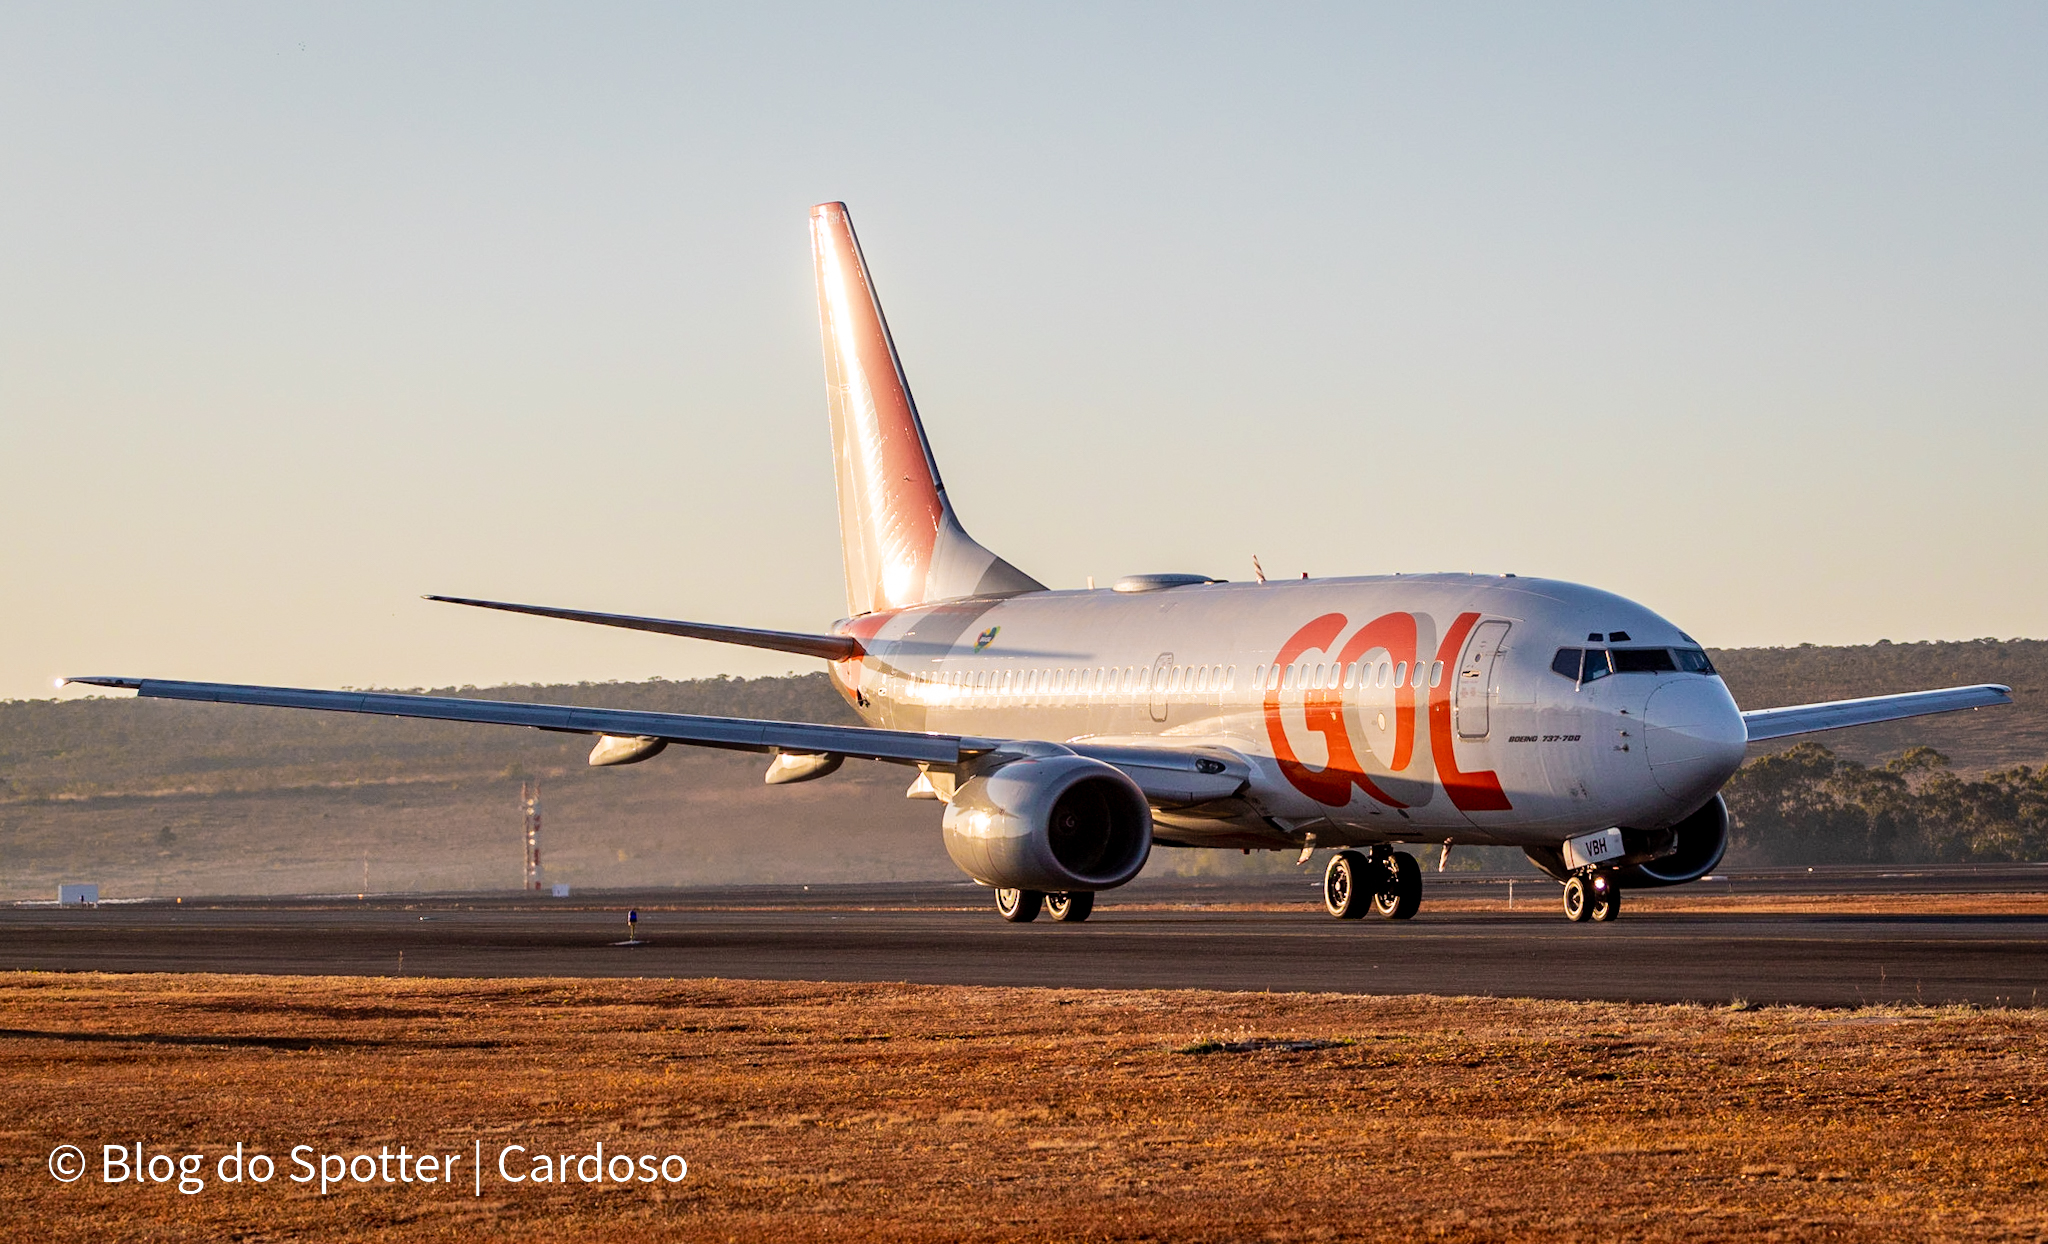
top-left (1323, 851), bottom-right (1373, 919)
top-left (1371, 851), bottom-right (1422, 920)
top-left (1562, 875), bottom-right (1591, 922)
top-left (1589, 878), bottom-right (1622, 923)
top-left (1045, 891), bottom-right (1094, 923)
top-left (996, 888), bottom-right (1043, 923)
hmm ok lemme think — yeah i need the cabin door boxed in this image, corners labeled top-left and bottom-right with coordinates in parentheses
top-left (1454, 621), bottom-right (1511, 740)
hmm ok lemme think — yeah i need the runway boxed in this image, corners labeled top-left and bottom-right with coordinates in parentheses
top-left (6, 866), bottom-right (2046, 1007)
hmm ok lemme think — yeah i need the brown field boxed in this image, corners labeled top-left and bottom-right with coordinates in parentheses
top-left (5, 974), bottom-right (2046, 1242)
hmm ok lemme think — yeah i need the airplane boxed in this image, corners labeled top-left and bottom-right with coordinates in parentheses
top-left (70, 201), bottom-right (2014, 925)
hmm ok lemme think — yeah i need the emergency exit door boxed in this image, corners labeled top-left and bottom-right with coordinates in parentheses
top-left (1455, 621), bottom-right (1511, 740)
top-left (1149, 653), bottom-right (1174, 722)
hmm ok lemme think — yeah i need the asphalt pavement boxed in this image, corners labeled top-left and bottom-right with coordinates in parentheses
top-left (5, 867), bottom-right (2045, 1006)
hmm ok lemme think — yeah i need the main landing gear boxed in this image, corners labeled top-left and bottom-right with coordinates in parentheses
top-left (1323, 848), bottom-right (1422, 921)
top-left (1562, 870), bottom-right (1622, 923)
top-left (995, 889), bottom-right (1094, 923)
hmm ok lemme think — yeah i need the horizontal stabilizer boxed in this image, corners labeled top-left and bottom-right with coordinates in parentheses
top-left (424, 595), bottom-right (861, 662)
top-left (64, 677), bottom-right (978, 766)
top-left (1741, 683), bottom-right (2012, 743)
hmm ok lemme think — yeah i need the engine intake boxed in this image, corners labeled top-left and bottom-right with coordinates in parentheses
top-left (1617, 793), bottom-right (1729, 888)
top-left (942, 754), bottom-right (1152, 892)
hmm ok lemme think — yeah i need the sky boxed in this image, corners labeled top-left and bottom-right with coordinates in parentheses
top-left (4, 3), bottom-right (2045, 702)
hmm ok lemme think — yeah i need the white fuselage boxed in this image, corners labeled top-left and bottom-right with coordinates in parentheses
top-left (830, 574), bottom-right (1749, 852)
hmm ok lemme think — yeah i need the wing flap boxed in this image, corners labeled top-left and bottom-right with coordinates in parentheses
top-left (65, 677), bottom-right (973, 765)
top-left (1741, 683), bottom-right (2012, 743)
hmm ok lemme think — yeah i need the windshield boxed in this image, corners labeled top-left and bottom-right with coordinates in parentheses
top-left (1552, 646), bottom-right (1717, 683)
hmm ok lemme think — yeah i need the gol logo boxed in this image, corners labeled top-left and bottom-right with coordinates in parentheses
top-left (1265, 610), bottom-right (1511, 813)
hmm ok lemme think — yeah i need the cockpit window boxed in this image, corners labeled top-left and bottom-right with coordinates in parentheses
top-left (1674, 647), bottom-right (1717, 675)
top-left (1556, 645), bottom-right (1717, 683)
top-left (1552, 648), bottom-right (1613, 682)
top-left (1611, 647), bottom-right (1678, 674)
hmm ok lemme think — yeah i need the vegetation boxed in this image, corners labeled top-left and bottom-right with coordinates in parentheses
top-left (6, 975), bottom-right (2043, 1240)
top-left (1722, 743), bottom-right (2048, 866)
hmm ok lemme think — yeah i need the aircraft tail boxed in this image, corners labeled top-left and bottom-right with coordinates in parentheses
top-left (810, 202), bottom-right (1044, 617)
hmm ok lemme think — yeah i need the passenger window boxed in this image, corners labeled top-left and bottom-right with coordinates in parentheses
top-left (1581, 649), bottom-right (1612, 682)
top-left (1428, 661), bottom-right (1444, 687)
top-left (1225, 665), bottom-right (1235, 692)
top-left (1393, 661), bottom-right (1408, 687)
top-left (1551, 648), bottom-right (1582, 680)
top-left (1282, 666), bottom-right (1296, 690)
top-left (1378, 662), bottom-right (1391, 687)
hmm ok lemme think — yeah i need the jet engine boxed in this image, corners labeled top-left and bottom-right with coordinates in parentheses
top-left (941, 753), bottom-right (1152, 892)
top-left (1616, 793), bottom-right (1729, 888)
top-left (1521, 793), bottom-right (1730, 888)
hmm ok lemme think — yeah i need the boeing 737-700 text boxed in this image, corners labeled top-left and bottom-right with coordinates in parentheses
top-left (71, 202), bottom-right (2013, 924)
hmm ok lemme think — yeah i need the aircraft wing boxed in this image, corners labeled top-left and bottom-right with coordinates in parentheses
top-left (64, 677), bottom-right (982, 766)
top-left (61, 677), bottom-right (1268, 805)
top-left (1740, 683), bottom-right (2013, 743)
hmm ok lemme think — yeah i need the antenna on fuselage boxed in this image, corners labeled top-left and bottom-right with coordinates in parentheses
top-left (1252, 555), bottom-right (1267, 585)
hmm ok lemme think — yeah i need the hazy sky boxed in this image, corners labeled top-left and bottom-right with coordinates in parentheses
top-left (5, 4), bottom-right (2045, 702)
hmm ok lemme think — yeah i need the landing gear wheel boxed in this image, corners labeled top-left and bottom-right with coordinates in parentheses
top-left (1589, 876), bottom-right (1622, 923)
top-left (1562, 875), bottom-right (1591, 922)
top-left (995, 888), bottom-right (1043, 923)
top-left (1324, 851), bottom-right (1373, 919)
top-left (1371, 851), bottom-right (1422, 920)
top-left (1045, 891), bottom-right (1094, 923)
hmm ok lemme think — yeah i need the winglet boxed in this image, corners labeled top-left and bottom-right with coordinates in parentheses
top-left (63, 677), bottom-right (145, 690)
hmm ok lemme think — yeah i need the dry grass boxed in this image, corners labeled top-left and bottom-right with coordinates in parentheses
top-left (4, 973), bottom-right (2046, 1241)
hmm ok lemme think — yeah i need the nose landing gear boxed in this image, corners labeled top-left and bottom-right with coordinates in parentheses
top-left (1323, 848), bottom-right (1423, 921)
top-left (1562, 871), bottom-right (1622, 923)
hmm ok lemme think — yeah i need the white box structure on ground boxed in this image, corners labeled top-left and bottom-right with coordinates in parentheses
top-left (552, 883), bottom-right (571, 898)
top-left (58, 884), bottom-right (99, 905)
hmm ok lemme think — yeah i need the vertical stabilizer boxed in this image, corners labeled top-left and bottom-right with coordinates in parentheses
top-left (811, 202), bottom-right (1044, 617)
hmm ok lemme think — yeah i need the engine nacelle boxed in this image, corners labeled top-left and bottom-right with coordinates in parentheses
top-left (1617, 793), bottom-right (1729, 888)
top-left (942, 754), bottom-right (1152, 892)
top-left (1521, 793), bottom-right (1730, 888)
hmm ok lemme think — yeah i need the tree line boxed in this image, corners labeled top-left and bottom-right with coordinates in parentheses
top-left (1722, 743), bottom-right (2048, 866)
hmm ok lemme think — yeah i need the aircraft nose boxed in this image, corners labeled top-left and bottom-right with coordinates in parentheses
top-left (1641, 677), bottom-right (1748, 807)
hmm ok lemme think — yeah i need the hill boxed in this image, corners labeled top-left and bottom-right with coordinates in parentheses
top-left (0, 641), bottom-right (2039, 898)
